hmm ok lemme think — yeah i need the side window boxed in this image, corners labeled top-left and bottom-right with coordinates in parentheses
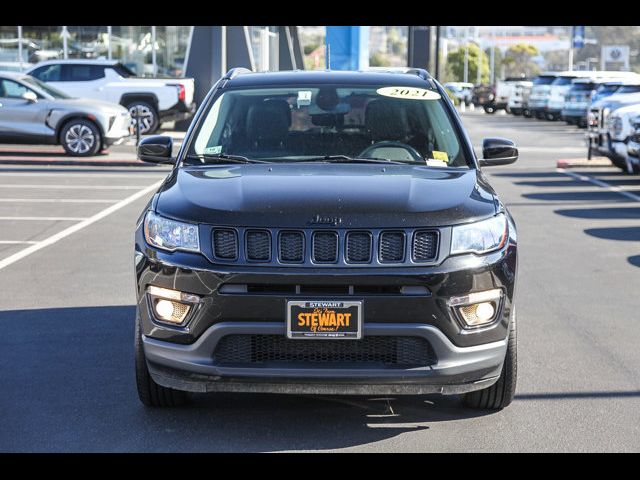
top-left (0, 79), bottom-right (29, 99)
top-left (30, 64), bottom-right (62, 82)
top-left (63, 64), bottom-right (106, 82)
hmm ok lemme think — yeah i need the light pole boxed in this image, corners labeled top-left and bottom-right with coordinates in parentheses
top-left (490, 27), bottom-right (495, 85)
top-left (463, 26), bottom-right (469, 83)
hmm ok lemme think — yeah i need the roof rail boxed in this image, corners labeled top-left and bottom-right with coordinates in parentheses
top-left (405, 68), bottom-right (432, 81)
top-left (224, 67), bottom-right (253, 80)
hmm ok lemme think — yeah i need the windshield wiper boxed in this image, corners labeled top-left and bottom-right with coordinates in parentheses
top-left (307, 155), bottom-right (408, 165)
top-left (185, 154), bottom-right (270, 164)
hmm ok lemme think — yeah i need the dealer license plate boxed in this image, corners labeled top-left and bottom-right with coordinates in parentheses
top-left (287, 300), bottom-right (362, 339)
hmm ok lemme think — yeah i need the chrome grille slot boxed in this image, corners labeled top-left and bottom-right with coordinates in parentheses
top-left (412, 231), bottom-right (438, 262)
top-left (346, 232), bottom-right (372, 263)
top-left (379, 231), bottom-right (405, 262)
top-left (245, 230), bottom-right (271, 261)
top-left (279, 231), bottom-right (304, 263)
top-left (212, 229), bottom-right (238, 259)
top-left (312, 231), bottom-right (338, 263)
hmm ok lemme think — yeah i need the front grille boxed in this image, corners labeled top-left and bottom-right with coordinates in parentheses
top-left (213, 335), bottom-right (437, 368)
top-left (346, 232), bottom-right (372, 263)
top-left (246, 230), bottom-right (271, 261)
top-left (213, 229), bottom-right (238, 259)
top-left (209, 227), bottom-right (440, 266)
top-left (412, 231), bottom-right (438, 261)
top-left (379, 231), bottom-right (405, 262)
top-left (313, 231), bottom-right (338, 263)
top-left (279, 231), bottom-right (304, 262)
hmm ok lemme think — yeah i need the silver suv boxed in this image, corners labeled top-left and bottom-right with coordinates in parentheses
top-left (0, 71), bottom-right (131, 156)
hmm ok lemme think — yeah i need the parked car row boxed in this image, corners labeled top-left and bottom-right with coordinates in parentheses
top-left (487, 70), bottom-right (640, 174)
top-left (0, 59), bottom-right (197, 156)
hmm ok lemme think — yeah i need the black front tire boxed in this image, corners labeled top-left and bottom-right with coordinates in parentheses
top-left (135, 312), bottom-right (187, 407)
top-left (463, 307), bottom-right (517, 410)
top-left (60, 119), bottom-right (102, 157)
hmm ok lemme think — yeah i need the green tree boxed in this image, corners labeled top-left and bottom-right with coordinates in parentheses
top-left (369, 51), bottom-right (391, 67)
top-left (502, 43), bottom-right (540, 77)
top-left (445, 43), bottom-right (490, 84)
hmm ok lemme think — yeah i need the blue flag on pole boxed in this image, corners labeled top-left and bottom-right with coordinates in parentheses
top-left (572, 26), bottom-right (585, 49)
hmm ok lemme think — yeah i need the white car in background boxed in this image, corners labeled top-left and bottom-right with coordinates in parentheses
top-left (444, 82), bottom-right (474, 106)
top-left (27, 59), bottom-right (195, 134)
top-left (608, 103), bottom-right (640, 174)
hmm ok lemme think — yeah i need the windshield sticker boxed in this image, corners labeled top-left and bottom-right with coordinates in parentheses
top-left (204, 146), bottom-right (222, 155)
top-left (297, 90), bottom-right (312, 107)
top-left (426, 159), bottom-right (448, 167)
top-left (431, 150), bottom-right (449, 162)
top-left (377, 86), bottom-right (441, 100)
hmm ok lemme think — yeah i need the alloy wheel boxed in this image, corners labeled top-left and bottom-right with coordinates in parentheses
top-left (129, 104), bottom-right (155, 134)
top-left (64, 124), bottom-right (96, 154)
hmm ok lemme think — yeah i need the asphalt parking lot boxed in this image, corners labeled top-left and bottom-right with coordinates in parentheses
top-left (1, 110), bottom-right (639, 452)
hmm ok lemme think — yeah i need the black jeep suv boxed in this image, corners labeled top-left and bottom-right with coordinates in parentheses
top-left (134, 68), bottom-right (519, 410)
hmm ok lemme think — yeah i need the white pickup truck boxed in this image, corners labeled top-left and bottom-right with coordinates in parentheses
top-left (27, 60), bottom-right (196, 134)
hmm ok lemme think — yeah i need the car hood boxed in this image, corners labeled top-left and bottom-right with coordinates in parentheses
top-left (155, 164), bottom-right (498, 229)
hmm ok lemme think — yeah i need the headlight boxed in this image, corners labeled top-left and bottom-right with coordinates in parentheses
top-left (143, 211), bottom-right (200, 252)
top-left (450, 213), bottom-right (508, 255)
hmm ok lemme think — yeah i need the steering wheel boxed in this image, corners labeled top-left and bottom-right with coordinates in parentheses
top-left (359, 141), bottom-right (424, 162)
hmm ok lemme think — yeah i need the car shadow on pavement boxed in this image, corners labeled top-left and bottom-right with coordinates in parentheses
top-left (584, 226), bottom-right (640, 242)
top-left (554, 207), bottom-right (640, 220)
top-left (628, 255), bottom-right (640, 267)
top-left (0, 149), bottom-right (109, 157)
top-left (0, 305), bottom-right (500, 453)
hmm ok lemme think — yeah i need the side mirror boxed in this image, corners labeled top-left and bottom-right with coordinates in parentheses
top-left (22, 91), bottom-right (38, 103)
top-left (137, 135), bottom-right (174, 164)
top-left (479, 137), bottom-right (518, 166)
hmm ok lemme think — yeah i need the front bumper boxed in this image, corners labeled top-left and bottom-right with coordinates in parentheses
top-left (104, 112), bottom-right (132, 146)
top-left (561, 108), bottom-right (587, 121)
top-left (159, 101), bottom-right (196, 123)
top-left (144, 322), bottom-right (507, 395)
top-left (135, 222), bottom-right (517, 395)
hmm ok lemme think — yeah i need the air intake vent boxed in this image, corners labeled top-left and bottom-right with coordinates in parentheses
top-left (312, 231), bottom-right (338, 263)
top-left (279, 231), bottom-right (304, 263)
top-left (412, 231), bottom-right (438, 261)
top-left (246, 230), bottom-right (271, 261)
top-left (346, 232), bottom-right (372, 263)
top-left (213, 229), bottom-right (238, 259)
top-left (379, 232), bottom-right (405, 263)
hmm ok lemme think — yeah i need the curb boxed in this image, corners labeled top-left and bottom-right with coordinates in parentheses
top-left (556, 158), bottom-right (613, 168)
top-left (0, 158), bottom-right (153, 167)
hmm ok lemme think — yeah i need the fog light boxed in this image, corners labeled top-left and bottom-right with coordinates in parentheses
top-left (475, 302), bottom-right (495, 321)
top-left (154, 299), bottom-right (175, 320)
top-left (448, 289), bottom-right (502, 328)
top-left (147, 286), bottom-right (200, 325)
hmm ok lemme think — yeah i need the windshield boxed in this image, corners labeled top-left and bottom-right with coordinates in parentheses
top-left (570, 83), bottom-right (596, 92)
top-left (186, 84), bottom-right (469, 168)
top-left (533, 76), bottom-right (556, 85)
top-left (551, 77), bottom-right (576, 86)
top-left (112, 63), bottom-right (136, 78)
top-left (596, 84), bottom-right (620, 95)
top-left (616, 85), bottom-right (640, 94)
top-left (22, 76), bottom-right (71, 99)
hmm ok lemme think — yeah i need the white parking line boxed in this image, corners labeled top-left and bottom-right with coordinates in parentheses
top-left (557, 168), bottom-right (640, 202)
top-left (0, 184), bottom-right (149, 190)
top-left (0, 198), bottom-right (117, 203)
top-left (0, 240), bottom-right (39, 245)
top-left (0, 173), bottom-right (168, 179)
top-left (0, 216), bottom-right (87, 221)
top-left (0, 180), bottom-right (162, 271)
